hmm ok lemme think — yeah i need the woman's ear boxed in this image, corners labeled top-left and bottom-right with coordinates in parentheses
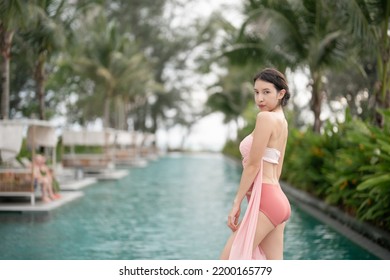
top-left (278, 89), bottom-right (286, 100)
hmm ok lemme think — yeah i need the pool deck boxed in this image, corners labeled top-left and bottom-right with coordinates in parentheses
top-left (0, 191), bottom-right (84, 212)
top-left (281, 181), bottom-right (390, 260)
top-left (59, 177), bottom-right (97, 191)
top-left (115, 158), bottom-right (149, 168)
top-left (84, 169), bottom-right (129, 181)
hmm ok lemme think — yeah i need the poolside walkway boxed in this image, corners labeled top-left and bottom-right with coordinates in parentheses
top-left (84, 169), bottom-right (129, 181)
top-left (281, 181), bottom-right (390, 260)
top-left (0, 191), bottom-right (83, 212)
top-left (59, 177), bottom-right (97, 191)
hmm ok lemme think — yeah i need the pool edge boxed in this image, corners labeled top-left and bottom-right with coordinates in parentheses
top-left (281, 181), bottom-right (390, 260)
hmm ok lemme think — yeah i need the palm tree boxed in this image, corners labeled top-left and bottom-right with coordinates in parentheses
top-left (225, 0), bottom-right (350, 133)
top-left (70, 8), bottom-right (153, 128)
top-left (206, 65), bottom-right (255, 132)
top-left (342, 0), bottom-right (390, 126)
top-left (0, 0), bottom-right (29, 119)
top-left (22, 0), bottom-right (66, 120)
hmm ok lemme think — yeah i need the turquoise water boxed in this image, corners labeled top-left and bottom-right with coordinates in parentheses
top-left (0, 153), bottom-right (378, 259)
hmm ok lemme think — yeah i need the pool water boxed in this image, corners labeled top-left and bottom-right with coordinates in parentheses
top-left (0, 153), bottom-right (378, 259)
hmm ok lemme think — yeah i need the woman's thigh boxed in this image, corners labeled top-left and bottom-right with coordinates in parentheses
top-left (252, 211), bottom-right (275, 252)
top-left (221, 212), bottom-right (283, 260)
top-left (260, 222), bottom-right (286, 260)
top-left (220, 231), bottom-right (238, 260)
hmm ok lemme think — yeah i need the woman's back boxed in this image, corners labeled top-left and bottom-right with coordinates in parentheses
top-left (260, 113), bottom-right (288, 184)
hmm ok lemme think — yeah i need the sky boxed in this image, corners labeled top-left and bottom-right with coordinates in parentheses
top-left (156, 0), bottom-right (244, 152)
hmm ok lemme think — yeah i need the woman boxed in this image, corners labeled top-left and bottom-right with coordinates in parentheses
top-left (220, 68), bottom-right (291, 260)
top-left (32, 154), bottom-right (60, 202)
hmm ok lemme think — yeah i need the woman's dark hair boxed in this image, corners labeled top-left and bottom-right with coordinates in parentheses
top-left (253, 68), bottom-right (291, 107)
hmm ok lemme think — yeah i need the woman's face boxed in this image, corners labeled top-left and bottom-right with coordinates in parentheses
top-left (35, 155), bottom-right (45, 165)
top-left (253, 79), bottom-right (283, 112)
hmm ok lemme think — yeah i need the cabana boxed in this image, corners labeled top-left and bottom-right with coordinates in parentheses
top-left (61, 129), bottom-right (128, 180)
top-left (61, 129), bottom-right (114, 171)
top-left (112, 130), bottom-right (147, 167)
top-left (140, 132), bottom-right (159, 161)
top-left (26, 120), bottom-right (58, 165)
top-left (0, 119), bottom-right (57, 205)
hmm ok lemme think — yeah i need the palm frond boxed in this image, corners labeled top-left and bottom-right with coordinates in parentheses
top-left (344, 0), bottom-right (377, 45)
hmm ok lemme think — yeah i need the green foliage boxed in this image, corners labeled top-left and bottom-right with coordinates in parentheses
top-left (222, 140), bottom-right (241, 160)
top-left (324, 118), bottom-right (370, 213)
top-left (282, 125), bottom-right (338, 197)
top-left (62, 145), bottom-right (103, 155)
top-left (354, 111), bottom-right (390, 227)
top-left (320, 110), bottom-right (390, 229)
top-left (205, 65), bottom-right (257, 125)
top-left (292, 110), bottom-right (390, 230)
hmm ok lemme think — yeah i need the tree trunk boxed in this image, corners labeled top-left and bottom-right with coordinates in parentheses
top-left (115, 96), bottom-right (126, 130)
top-left (103, 88), bottom-right (113, 128)
top-left (0, 28), bottom-right (14, 120)
top-left (34, 54), bottom-right (46, 120)
top-left (122, 96), bottom-right (130, 131)
top-left (310, 71), bottom-right (323, 133)
top-left (103, 98), bottom-right (110, 128)
top-left (380, 2), bottom-right (390, 109)
top-left (375, 3), bottom-right (390, 127)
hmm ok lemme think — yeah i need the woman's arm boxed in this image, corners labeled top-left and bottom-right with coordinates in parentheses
top-left (227, 112), bottom-right (274, 231)
top-left (233, 112), bottom-right (273, 205)
top-left (32, 164), bottom-right (41, 181)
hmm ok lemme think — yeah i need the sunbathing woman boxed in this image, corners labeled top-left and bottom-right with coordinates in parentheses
top-left (220, 68), bottom-right (291, 260)
top-left (32, 155), bottom-right (60, 202)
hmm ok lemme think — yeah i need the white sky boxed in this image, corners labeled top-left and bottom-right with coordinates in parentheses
top-left (156, 0), bottom-right (244, 152)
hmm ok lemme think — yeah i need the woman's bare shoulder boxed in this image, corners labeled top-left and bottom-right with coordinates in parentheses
top-left (256, 111), bottom-right (280, 124)
top-left (256, 111), bottom-right (275, 120)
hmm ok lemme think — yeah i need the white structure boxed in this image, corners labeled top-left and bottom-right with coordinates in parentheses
top-left (61, 129), bottom-right (128, 180)
top-left (0, 119), bottom-right (58, 205)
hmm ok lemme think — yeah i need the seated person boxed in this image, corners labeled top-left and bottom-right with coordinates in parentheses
top-left (32, 154), bottom-right (61, 202)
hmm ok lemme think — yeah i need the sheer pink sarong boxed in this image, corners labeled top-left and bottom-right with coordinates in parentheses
top-left (228, 160), bottom-right (266, 260)
top-left (228, 134), bottom-right (280, 260)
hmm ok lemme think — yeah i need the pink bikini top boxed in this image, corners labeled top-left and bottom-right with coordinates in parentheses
top-left (239, 134), bottom-right (280, 164)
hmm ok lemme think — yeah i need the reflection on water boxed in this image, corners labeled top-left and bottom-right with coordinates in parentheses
top-left (284, 205), bottom-right (376, 260)
top-left (0, 212), bottom-right (52, 223)
top-left (0, 154), bottom-right (378, 259)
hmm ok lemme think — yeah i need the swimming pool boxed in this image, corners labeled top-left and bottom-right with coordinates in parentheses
top-left (0, 153), bottom-right (377, 259)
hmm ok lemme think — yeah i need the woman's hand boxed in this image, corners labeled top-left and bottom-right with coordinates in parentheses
top-left (227, 203), bottom-right (241, 232)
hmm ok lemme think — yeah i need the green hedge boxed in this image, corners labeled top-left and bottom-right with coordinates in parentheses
top-left (223, 109), bottom-right (390, 232)
top-left (14, 138), bottom-right (104, 165)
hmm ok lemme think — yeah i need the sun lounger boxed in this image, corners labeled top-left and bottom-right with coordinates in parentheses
top-left (62, 154), bottom-right (112, 170)
top-left (0, 169), bottom-right (36, 205)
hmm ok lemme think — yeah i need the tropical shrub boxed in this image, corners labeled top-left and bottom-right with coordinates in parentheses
top-left (330, 110), bottom-right (390, 229)
top-left (324, 115), bottom-right (374, 216)
top-left (282, 118), bottom-right (346, 199)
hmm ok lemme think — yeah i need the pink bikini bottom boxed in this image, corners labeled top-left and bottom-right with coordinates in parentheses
top-left (247, 183), bottom-right (291, 227)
